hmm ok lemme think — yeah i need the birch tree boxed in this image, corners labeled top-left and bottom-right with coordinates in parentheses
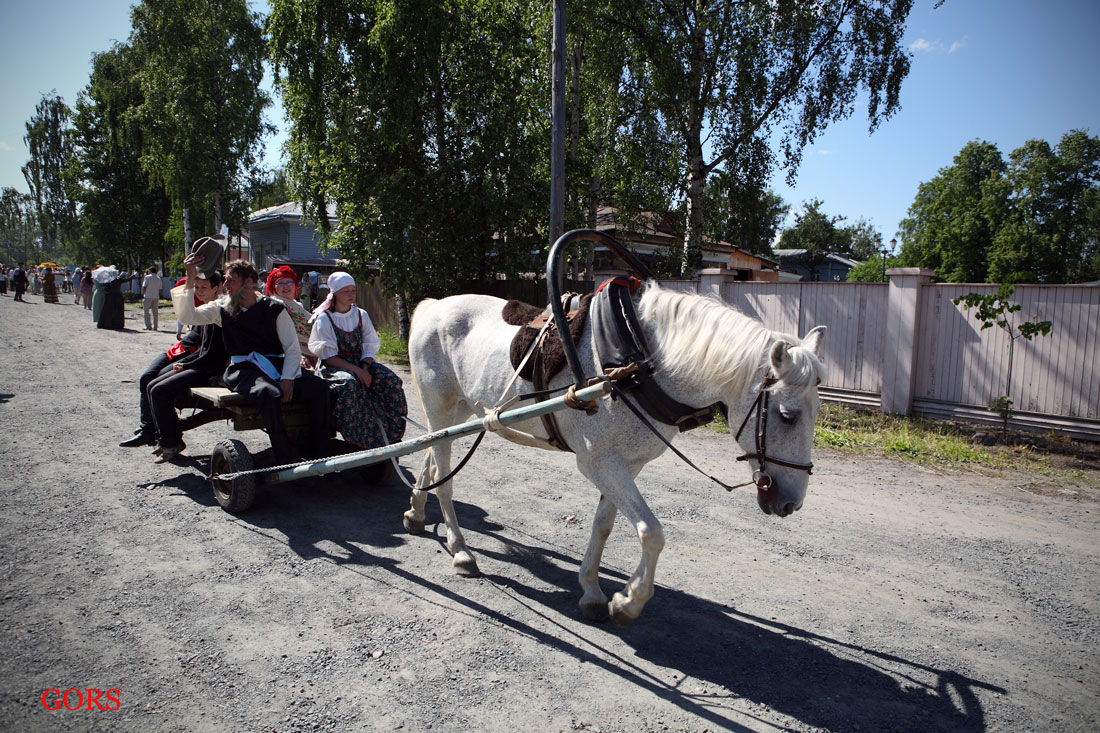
top-left (22, 93), bottom-right (79, 260)
top-left (129, 0), bottom-right (269, 254)
top-left (605, 0), bottom-right (915, 276)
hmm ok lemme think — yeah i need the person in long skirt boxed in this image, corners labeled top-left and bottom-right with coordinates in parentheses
top-left (80, 268), bottom-right (94, 310)
top-left (308, 272), bottom-right (407, 450)
top-left (92, 274), bottom-right (106, 322)
top-left (42, 267), bottom-right (59, 303)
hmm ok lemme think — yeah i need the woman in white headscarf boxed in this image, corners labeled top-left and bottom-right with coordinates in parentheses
top-left (308, 272), bottom-right (407, 450)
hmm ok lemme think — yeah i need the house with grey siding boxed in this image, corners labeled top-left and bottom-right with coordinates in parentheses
top-left (247, 202), bottom-right (340, 271)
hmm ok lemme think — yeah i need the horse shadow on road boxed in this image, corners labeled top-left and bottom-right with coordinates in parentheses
top-left (454, 499), bottom-right (1004, 733)
top-left (155, 465), bottom-right (1003, 731)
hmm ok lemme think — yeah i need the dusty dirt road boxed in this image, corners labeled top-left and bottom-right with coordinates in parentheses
top-left (1, 291), bottom-right (1098, 732)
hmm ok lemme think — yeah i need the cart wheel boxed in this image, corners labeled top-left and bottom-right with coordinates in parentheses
top-left (210, 439), bottom-right (257, 513)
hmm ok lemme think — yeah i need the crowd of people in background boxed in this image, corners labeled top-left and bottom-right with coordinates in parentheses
top-left (3, 262), bottom-right (155, 329)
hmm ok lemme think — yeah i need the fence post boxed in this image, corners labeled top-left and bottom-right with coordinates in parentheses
top-left (698, 267), bottom-right (729, 298)
top-left (881, 268), bottom-right (935, 415)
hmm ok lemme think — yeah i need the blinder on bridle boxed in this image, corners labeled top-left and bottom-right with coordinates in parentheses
top-left (721, 371), bottom-right (814, 501)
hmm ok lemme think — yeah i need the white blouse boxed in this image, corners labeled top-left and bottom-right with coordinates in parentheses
top-left (308, 306), bottom-right (381, 362)
top-left (171, 284), bottom-right (301, 380)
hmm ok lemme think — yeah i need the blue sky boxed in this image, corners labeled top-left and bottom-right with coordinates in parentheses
top-left (1, 0), bottom-right (1097, 250)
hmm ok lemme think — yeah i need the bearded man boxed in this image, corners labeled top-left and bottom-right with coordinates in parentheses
top-left (172, 255), bottom-right (330, 462)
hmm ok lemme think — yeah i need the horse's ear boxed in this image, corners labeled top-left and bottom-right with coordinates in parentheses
top-left (802, 326), bottom-right (827, 356)
top-left (769, 340), bottom-right (791, 378)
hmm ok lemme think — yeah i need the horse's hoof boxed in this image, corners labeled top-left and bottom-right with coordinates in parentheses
top-left (403, 512), bottom-right (425, 535)
top-left (580, 600), bottom-right (611, 622)
top-left (452, 551), bottom-right (481, 577)
top-left (609, 594), bottom-right (637, 627)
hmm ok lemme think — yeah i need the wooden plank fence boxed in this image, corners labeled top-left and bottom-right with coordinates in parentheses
top-left (660, 272), bottom-right (1100, 440)
top-left (916, 284), bottom-right (1100, 421)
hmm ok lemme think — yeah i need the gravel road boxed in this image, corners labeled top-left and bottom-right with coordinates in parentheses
top-left (1, 291), bottom-right (1098, 732)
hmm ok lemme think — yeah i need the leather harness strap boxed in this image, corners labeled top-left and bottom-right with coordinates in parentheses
top-left (592, 278), bottom-right (717, 433)
top-left (725, 371), bottom-right (815, 500)
top-left (532, 326), bottom-right (574, 452)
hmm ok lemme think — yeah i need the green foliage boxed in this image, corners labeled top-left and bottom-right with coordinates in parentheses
top-left (988, 131), bottom-right (1100, 284)
top-left (703, 171), bottom-right (787, 255)
top-left (952, 284), bottom-right (1053, 339)
top-left (842, 218), bottom-right (883, 261)
top-left (22, 93), bottom-right (79, 260)
top-left (846, 254), bottom-right (898, 282)
top-left (900, 132), bottom-right (1100, 284)
top-left (70, 43), bottom-right (173, 268)
top-left (898, 140), bottom-right (1007, 283)
top-left (129, 0), bottom-right (270, 249)
top-left (953, 284), bottom-right (1053, 440)
top-left (247, 168), bottom-right (293, 212)
top-left (812, 404), bottom-right (1020, 470)
top-left (375, 326), bottom-right (410, 366)
top-left (269, 0), bottom-right (550, 300)
top-left (778, 199), bottom-right (851, 279)
top-left (605, 0), bottom-right (915, 275)
top-left (0, 188), bottom-right (40, 263)
top-left (563, 1), bottom-right (680, 242)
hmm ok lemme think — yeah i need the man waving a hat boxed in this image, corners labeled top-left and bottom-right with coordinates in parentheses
top-left (171, 250), bottom-right (330, 462)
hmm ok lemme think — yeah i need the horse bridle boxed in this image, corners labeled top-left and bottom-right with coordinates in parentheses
top-left (725, 371), bottom-right (815, 501)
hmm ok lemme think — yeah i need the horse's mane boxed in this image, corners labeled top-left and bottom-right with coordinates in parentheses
top-left (639, 283), bottom-right (825, 394)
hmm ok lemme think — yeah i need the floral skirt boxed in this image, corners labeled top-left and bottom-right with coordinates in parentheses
top-left (320, 361), bottom-right (407, 449)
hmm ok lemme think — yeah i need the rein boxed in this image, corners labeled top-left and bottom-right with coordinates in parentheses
top-left (725, 372), bottom-right (814, 500)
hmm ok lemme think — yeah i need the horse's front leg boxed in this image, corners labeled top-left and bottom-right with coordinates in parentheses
top-left (578, 494), bottom-right (617, 621)
top-left (578, 462), bottom-right (665, 626)
top-left (431, 440), bottom-right (480, 576)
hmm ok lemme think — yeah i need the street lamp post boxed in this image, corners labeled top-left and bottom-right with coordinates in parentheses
top-left (879, 237), bottom-right (897, 282)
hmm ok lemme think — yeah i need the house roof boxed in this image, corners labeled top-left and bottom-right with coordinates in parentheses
top-left (271, 256), bottom-right (346, 268)
top-left (593, 205), bottom-right (778, 267)
top-left (248, 201), bottom-right (337, 225)
top-left (773, 249), bottom-right (863, 268)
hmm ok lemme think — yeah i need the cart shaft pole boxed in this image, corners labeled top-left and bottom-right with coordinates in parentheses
top-left (264, 381), bottom-right (609, 485)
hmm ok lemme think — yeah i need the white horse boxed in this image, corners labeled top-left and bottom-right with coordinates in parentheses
top-left (405, 282), bottom-right (826, 625)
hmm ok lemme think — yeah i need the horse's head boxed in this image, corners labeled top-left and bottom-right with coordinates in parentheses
top-left (730, 326), bottom-right (826, 518)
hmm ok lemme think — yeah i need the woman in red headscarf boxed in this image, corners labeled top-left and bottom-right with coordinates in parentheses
top-left (265, 265), bottom-right (318, 368)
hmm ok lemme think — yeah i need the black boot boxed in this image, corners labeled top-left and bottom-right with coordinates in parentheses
top-left (120, 429), bottom-right (156, 447)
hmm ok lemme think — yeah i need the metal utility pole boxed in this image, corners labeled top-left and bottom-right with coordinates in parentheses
top-left (549, 0), bottom-right (566, 287)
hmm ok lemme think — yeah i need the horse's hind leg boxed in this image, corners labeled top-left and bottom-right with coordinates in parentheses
top-left (402, 451), bottom-right (434, 535)
top-left (430, 440), bottom-right (480, 576)
top-left (578, 494), bottom-right (617, 622)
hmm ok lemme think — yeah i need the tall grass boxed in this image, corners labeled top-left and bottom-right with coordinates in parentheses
top-left (710, 402), bottom-right (1061, 474)
top-left (813, 404), bottom-right (1015, 468)
top-left (376, 327), bottom-right (409, 366)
